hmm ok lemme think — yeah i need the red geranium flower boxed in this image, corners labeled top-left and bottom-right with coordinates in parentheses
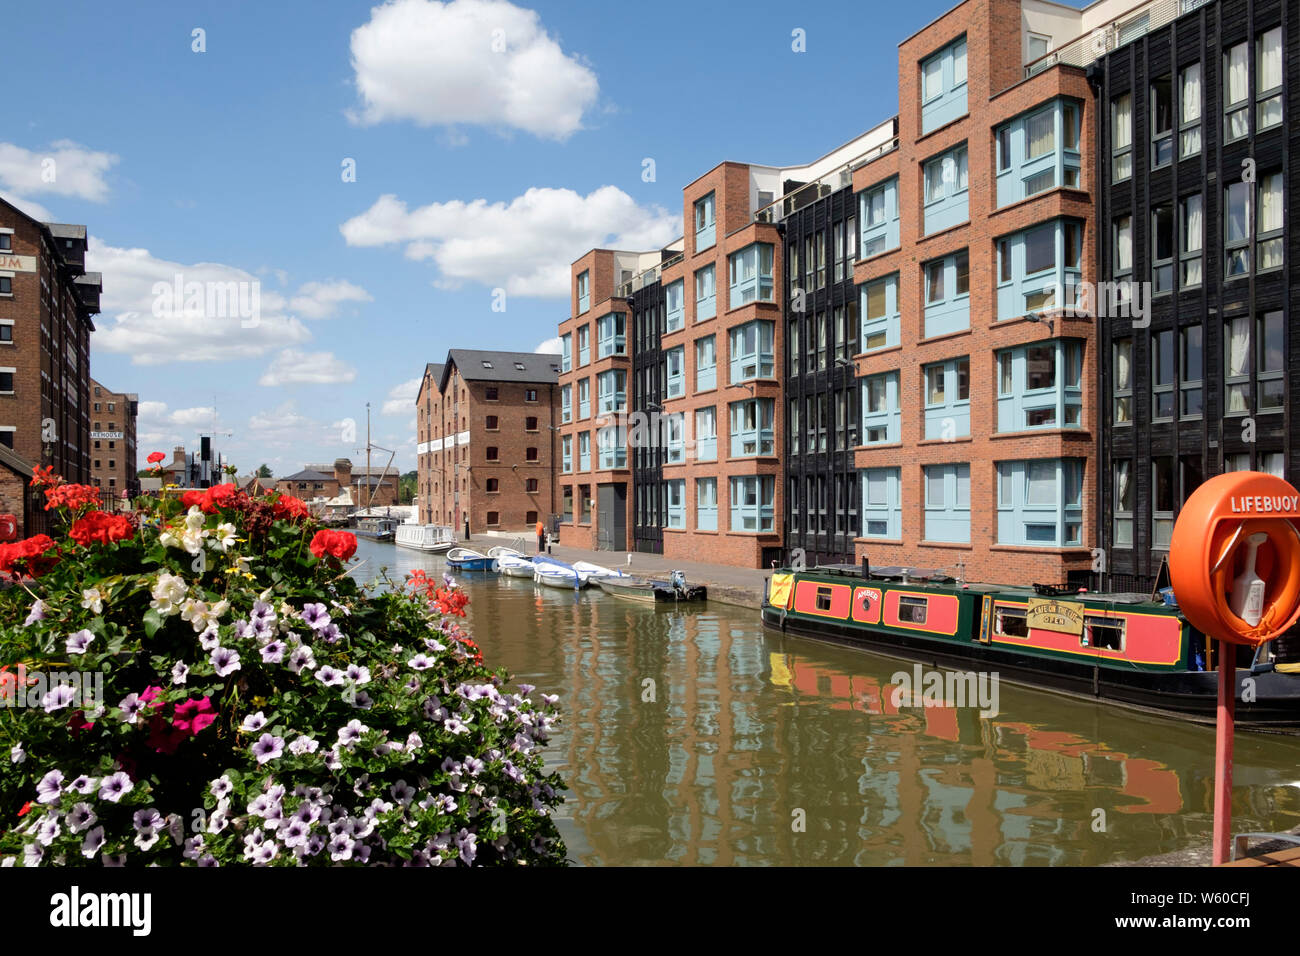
top-left (68, 510), bottom-right (134, 547)
top-left (309, 529), bottom-right (357, 562)
top-left (42, 482), bottom-right (101, 513)
top-left (272, 493), bottom-right (309, 522)
top-left (146, 451), bottom-right (166, 464)
top-left (0, 534), bottom-right (59, 579)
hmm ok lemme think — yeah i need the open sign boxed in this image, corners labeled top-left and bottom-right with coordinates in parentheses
top-left (1169, 472), bottom-right (1300, 647)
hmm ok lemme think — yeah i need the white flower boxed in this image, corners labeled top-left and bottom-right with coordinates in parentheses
top-left (171, 661), bottom-right (190, 685)
top-left (149, 571), bottom-right (188, 616)
top-left (184, 505), bottom-right (206, 531)
top-left (80, 588), bottom-right (105, 615)
top-left (211, 522), bottom-right (237, 551)
top-left (240, 711), bottom-right (268, 732)
top-left (65, 629), bottom-right (95, 655)
top-left (9, 743), bottom-right (24, 764)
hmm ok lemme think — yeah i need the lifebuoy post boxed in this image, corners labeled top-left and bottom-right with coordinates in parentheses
top-left (1169, 472), bottom-right (1300, 864)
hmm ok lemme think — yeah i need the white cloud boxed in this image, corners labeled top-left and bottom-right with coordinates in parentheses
top-left (258, 349), bottom-right (358, 387)
top-left (348, 0), bottom-right (599, 141)
top-left (0, 192), bottom-right (53, 221)
top-left (340, 186), bottom-right (676, 297)
top-left (289, 279), bottom-right (372, 319)
top-left (0, 140), bottom-right (118, 201)
top-left (535, 336), bottom-right (561, 354)
top-left (381, 378), bottom-right (422, 415)
top-left (87, 240), bottom-right (371, 365)
top-left (134, 402), bottom-right (225, 456)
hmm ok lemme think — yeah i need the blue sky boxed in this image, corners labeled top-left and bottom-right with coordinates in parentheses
top-left (2, 0), bottom-right (1084, 477)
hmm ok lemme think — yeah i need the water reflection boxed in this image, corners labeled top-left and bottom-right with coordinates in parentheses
top-left (351, 538), bottom-right (1300, 866)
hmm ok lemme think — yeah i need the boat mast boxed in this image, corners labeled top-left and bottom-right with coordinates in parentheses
top-left (366, 402), bottom-right (372, 511)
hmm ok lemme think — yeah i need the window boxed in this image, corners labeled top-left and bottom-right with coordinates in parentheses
top-left (665, 280), bottom-right (685, 331)
top-left (1112, 92), bottom-right (1132, 182)
top-left (523, 477), bottom-right (538, 494)
top-left (899, 596), bottom-right (929, 625)
top-left (1151, 329), bottom-right (1174, 420)
top-left (1027, 109), bottom-right (1055, 160)
top-left (862, 372), bottom-right (900, 445)
top-left (923, 251), bottom-right (970, 337)
top-left (597, 425), bottom-right (625, 469)
top-left (0, 370), bottom-right (13, 394)
top-left (1225, 41), bottom-right (1249, 141)
top-left (577, 326), bottom-right (590, 366)
top-left (729, 398), bottom-right (775, 457)
top-left (596, 312), bottom-right (626, 357)
top-left (695, 265), bottom-right (716, 321)
top-left (862, 468), bottom-right (901, 539)
top-left (578, 432), bottom-right (591, 471)
top-left (922, 145), bottom-right (968, 234)
top-left (1258, 171), bottom-right (1284, 272)
top-left (1180, 325), bottom-right (1203, 418)
top-left (1180, 194), bottom-right (1203, 287)
top-left (1152, 456), bottom-right (1175, 549)
top-left (486, 512), bottom-right (499, 526)
top-left (1180, 63), bottom-right (1202, 158)
top-left (729, 475), bottom-right (775, 532)
top-left (597, 369), bottom-right (626, 414)
top-left (0, 278), bottom-right (10, 295)
top-left (486, 478), bottom-right (499, 492)
top-left (578, 378), bottom-right (590, 418)
top-left (923, 357), bottom-right (970, 439)
top-left (576, 271), bottom-right (590, 314)
top-left (1225, 181), bottom-right (1250, 277)
top-left (663, 413), bottom-right (685, 464)
top-left (833, 219), bottom-right (855, 282)
top-left (1258, 310), bottom-right (1284, 412)
top-left (996, 458), bottom-right (1083, 547)
top-left (1151, 74), bottom-right (1173, 168)
top-left (1027, 32), bottom-right (1050, 61)
top-left (859, 178), bottom-right (899, 257)
top-left (729, 320), bottom-right (774, 382)
top-left (562, 486), bottom-right (574, 522)
top-left (486, 446), bottom-right (499, 461)
top-left (1225, 315), bottom-right (1251, 415)
top-left (561, 435), bottom-right (572, 473)
top-left (695, 335), bottom-right (716, 391)
top-left (920, 37), bottom-right (968, 134)
top-left (1256, 27), bottom-right (1282, 131)
top-left (485, 415), bottom-right (499, 430)
top-left (728, 243), bottom-right (774, 305)
top-left (1113, 214), bottom-right (1132, 276)
top-left (560, 385), bottom-right (572, 423)
top-left (525, 447), bottom-right (539, 462)
top-left (861, 274), bottom-right (899, 351)
top-left (1113, 461), bottom-right (1134, 548)
top-left (997, 340), bottom-right (1083, 432)
top-left (696, 478), bottom-right (718, 531)
top-left (694, 192), bottom-right (716, 251)
top-left (923, 463), bottom-right (970, 543)
top-left (525, 388), bottom-right (538, 403)
top-left (0, 234), bottom-right (9, 251)
top-left (694, 406), bottom-right (717, 461)
top-left (1151, 204), bottom-right (1173, 294)
top-left (665, 346), bottom-right (685, 398)
top-left (560, 332), bottom-right (572, 373)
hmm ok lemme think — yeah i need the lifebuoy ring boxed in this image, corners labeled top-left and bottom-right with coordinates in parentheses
top-left (0, 514), bottom-right (15, 542)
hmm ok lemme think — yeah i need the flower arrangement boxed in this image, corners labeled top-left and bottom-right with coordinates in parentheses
top-left (0, 473), bottom-right (566, 866)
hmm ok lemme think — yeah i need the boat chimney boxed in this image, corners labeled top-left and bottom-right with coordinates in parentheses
top-left (901, 567), bottom-right (911, 585)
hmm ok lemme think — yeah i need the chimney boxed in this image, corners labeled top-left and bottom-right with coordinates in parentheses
top-left (334, 458), bottom-right (352, 488)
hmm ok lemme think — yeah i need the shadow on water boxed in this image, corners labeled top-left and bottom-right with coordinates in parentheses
top-left (351, 538), bottom-right (1300, 866)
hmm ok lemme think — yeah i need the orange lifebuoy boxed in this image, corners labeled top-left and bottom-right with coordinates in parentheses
top-left (0, 514), bottom-right (15, 542)
top-left (1169, 472), bottom-right (1300, 647)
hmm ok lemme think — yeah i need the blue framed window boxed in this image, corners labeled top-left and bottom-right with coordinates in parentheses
top-left (860, 273), bottom-right (900, 352)
top-left (596, 312), bottom-right (626, 357)
top-left (923, 357), bottom-right (970, 439)
top-left (695, 265), bottom-right (716, 321)
top-left (923, 250), bottom-right (970, 337)
top-left (665, 413), bottom-right (685, 464)
top-left (578, 431), bottom-right (591, 471)
top-left (995, 99), bottom-right (1081, 207)
top-left (597, 369), bottom-right (626, 414)
top-left (729, 475), bottom-right (775, 532)
top-left (665, 279), bottom-right (685, 332)
top-left (560, 384), bottom-right (572, 423)
top-left (923, 144), bottom-right (968, 234)
top-left (995, 219), bottom-right (1082, 320)
top-left (861, 372), bottom-right (900, 445)
top-left (996, 339), bottom-right (1083, 432)
top-left (696, 478), bottom-right (718, 531)
top-left (598, 424), bottom-right (626, 469)
top-left (560, 332), bottom-right (571, 373)
top-left (859, 177), bottom-right (899, 258)
top-left (729, 320), bottom-right (775, 382)
top-left (694, 192), bottom-right (716, 251)
top-left (996, 458), bottom-right (1083, 547)
top-left (923, 463), bottom-right (970, 543)
top-left (666, 479), bottom-right (686, 529)
top-left (728, 243), bottom-right (774, 306)
top-left (694, 406), bottom-right (717, 461)
top-left (920, 36), bottom-right (968, 134)
top-left (729, 398), bottom-right (775, 457)
top-left (665, 346), bottom-right (685, 398)
top-left (862, 467), bottom-right (901, 539)
top-left (695, 335), bottom-right (716, 391)
top-left (561, 435), bottom-right (572, 473)
top-left (576, 270), bottom-right (590, 314)
top-left (577, 378), bottom-right (590, 419)
top-left (577, 325), bottom-right (590, 365)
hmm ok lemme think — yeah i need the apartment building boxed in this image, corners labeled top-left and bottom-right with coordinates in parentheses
top-left (0, 198), bottom-right (100, 491)
top-left (89, 378), bottom-right (139, 506)
top-left (416, 349), bottom-right (560, 534)
top-left (1093, 0), bottom-right (1297, 590)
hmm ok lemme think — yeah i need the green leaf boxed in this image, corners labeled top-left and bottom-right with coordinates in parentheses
top-left (143, 607), bottom-right (163, 639)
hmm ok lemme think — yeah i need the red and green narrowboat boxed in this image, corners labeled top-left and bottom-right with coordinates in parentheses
top-left (760, 566), bottom-right (1300, 730)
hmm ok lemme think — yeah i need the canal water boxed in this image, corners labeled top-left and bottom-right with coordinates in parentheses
top-left (351, 537), bottom-right (1300, 865)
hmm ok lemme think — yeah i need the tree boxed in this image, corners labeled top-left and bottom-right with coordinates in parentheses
top-left (257, 463), bottom-right (273, 478)
top-left (399, 470), bottom-right (417, 505)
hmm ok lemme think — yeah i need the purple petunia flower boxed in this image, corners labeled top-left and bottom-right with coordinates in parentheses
top-left (300, 603), bottom-right (330, 631)
top-left (455, 829), bottom-right (477, 865)
top-left (36, 769), bottom-right (65, 804)
top-left (260, 640), bottom-right (286, 664)
top-left (99, 771), bottom-right (134, 803)
top-left (65, 629), bottom-right (95, 655)
top-left (390, 780), bottom-right (416, 804)
top-left (210, 775), bottom-right (233, 799)
top-left (81, 826), bottom-right (105, 859)
top-left (42, 684), bottom-right (78, 713)
top-left (36, 817), bottom-right (61, 846)
top-left (69, 774), bottom-right (96, 794)
top-left (287, 646), bottom-right (316, 674)
top-left (408, 653), bottom-right (434, 671)
top-left (338, 719), bottom-right (368, 749)
top-left (345, 664), bottom-right (370, 685)
top-left (172, 661), bottom-right (189, 685)
top-left (118, 693), bottom-right (145, 724)
top-left (288, 735), bottom-right (318, 756)
top-left (68, 802), bottom-right (97, 833)
top-left (133, 808), bottom-right (163, 833)
top-left (315, 665), bottom-right (345, 687)
top-left (251, 733), bottom-right (285, 765)
top-left (318, 622), bottom-right (342, 644)
top-left (210, 646), bottom-right (241, 677)
top-left (240, 711), bottom-right (268, 732)
top-left (24, 599), bottom-right (46, 626)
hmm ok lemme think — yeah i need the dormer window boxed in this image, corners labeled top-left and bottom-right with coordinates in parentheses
top-left (481, 360), bottom-right (493, 369)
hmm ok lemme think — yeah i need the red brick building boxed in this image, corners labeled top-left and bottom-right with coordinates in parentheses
top-left (416, 350), bottom-right (560, 535)
top-left (89, 378), bottom-right (139, 507)
top-left (0, 199), bottom-right (99, 493)
top-left (274, 458), bottom-right (398, 507)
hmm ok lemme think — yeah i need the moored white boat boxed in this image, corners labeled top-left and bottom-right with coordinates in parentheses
top-left (533, 557), bottom-right (589, 589)
top-left (486, 545), bottom-right (526, 560)
top-left (395, 522), bottom-right (457, 552)
top-left (446, 547), bottom-right (494, 571)
top-left (572, 560), bottom-right (628, 581)
top-left (496, 554), bottom-right (536, 577)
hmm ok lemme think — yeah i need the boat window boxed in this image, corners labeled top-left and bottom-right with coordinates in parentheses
top-left (1083, 615), bottom-right (1125, 651)
top-left (898, 595), bottom-right (928, 624)
top-left (815, 586), bottom-right (833, 611)
top-left (994, 605), bottom-right (1028, 637)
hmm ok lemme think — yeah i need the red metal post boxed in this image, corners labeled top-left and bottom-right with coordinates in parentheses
top-left (1213, 640), bottom-right (1236, 865)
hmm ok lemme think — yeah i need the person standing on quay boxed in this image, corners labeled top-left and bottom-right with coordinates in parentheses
top-left (536, 520), bottom-right (545, 554)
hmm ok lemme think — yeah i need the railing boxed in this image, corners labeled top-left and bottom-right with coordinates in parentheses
top-left (1024, 0), bottom-right (1214, 79)
top-left (754, 137), bottom-right (900, 226)
top-left (618, 249), bottom-right (685, 299)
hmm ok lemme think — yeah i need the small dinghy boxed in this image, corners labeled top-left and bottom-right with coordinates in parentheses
top-left (486, 544), bottom-right (526, 560)
top-left (496, 554), bottom-right (537, 577)
top-left (593, 570), bottom-right (708, 604)
top-left (445, 547), bottom-right (494, 571)
top-left (571, 560), bottom-right (629, 581)
top-left (533, 557), bottom-right (589, 590)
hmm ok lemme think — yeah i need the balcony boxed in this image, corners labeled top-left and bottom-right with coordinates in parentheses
top-left (1023, 0), bottom-right (1214, 79)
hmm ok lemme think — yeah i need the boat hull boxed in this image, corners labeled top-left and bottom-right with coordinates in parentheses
top-left (594, 577), bottom-right (707, 604)
top-left (761, 603), bottom-right (1300, 729)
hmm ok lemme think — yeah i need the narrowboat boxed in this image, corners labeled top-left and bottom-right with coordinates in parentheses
top-left (761, 565), bottom-right (1300, 730)
top-left (395, 522), bottom-right (456, 552)
top-left (352, 515), bottom-right (397, 541)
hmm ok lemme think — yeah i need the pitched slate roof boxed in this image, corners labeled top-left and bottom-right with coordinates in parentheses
top-left (280, 468), bottom-right (335, 482)
top-left (438, 349), bottom-right (560, 392)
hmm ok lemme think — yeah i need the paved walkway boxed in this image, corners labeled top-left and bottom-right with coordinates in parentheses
top-left (475, 531), bottom-right (771, 608)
